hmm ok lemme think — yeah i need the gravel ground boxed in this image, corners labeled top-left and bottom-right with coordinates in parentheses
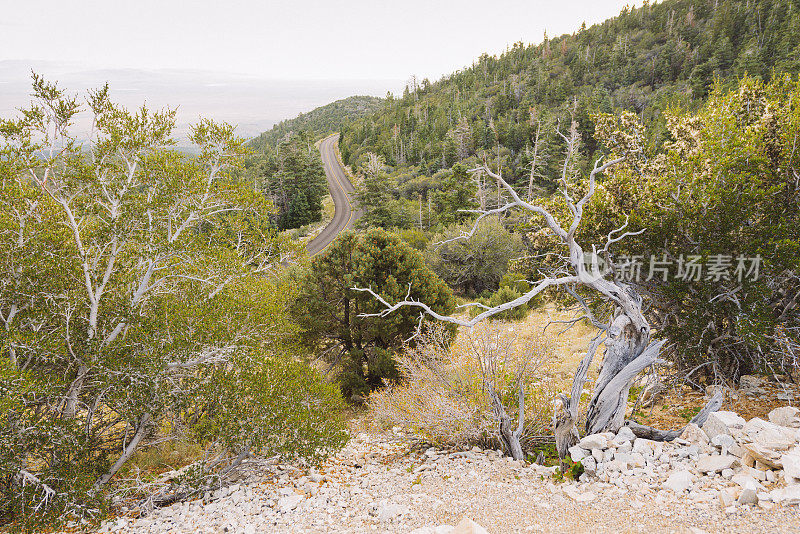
top-left (98, 431), bottom-right (800, 534)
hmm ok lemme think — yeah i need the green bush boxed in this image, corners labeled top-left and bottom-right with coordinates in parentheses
top-left (293, 228), bottom-right (456, 401)
top-left (589, 75), bottom-right (800, 381)
top-left (427, 218), bottom-right (525, 296)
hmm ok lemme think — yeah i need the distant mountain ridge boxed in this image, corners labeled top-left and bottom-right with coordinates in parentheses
top-left (248, 95), bottom-right (383, 149)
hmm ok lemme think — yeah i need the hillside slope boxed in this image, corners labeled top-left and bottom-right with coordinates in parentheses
top-left (338, 0), bottom-right (800, 188)
top-left (249, 95), bottom-right (383, 150)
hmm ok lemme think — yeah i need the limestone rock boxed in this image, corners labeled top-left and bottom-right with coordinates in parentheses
top-left (632, 438), bottom-right (657, 455)
top-left (739, 465), bottom-right (767, 481)
top-left (741, 442), bottom-right (784, 470)
top-left (581, 456), bottom-right (597, 474)
top-left (696, 454), bottom-right (739, 473)
top-left (738, 487), bottom-right (758, 505)
top-left (615, 426), bottom-right (637, 443)
top-left (277, 494), bottom-right (304, 513)
top-left (768, 406), bottom-right (800, 429)
top-left (681, 423), bottom-right (709, 446)
top-left (568, 445), bottom-right (588, 462)
top-left (783, 452), bottom-right (800, 483)
top-left (702, 411), bottom-right (745, 441)
top-left (376, 501), bottom-right (408, 522)
top-left (741, 417), bottom-right (797, 448)
top-left (579, 433), bottom-right (609, 450)
top-left (731, 474), bottom-right (764, 492)
top-left (663, 470), bottom-right (694, 493)
top-left (451, 517), bottom-right (489, 534)
top-left (772, 485), bottom-right (800, 506)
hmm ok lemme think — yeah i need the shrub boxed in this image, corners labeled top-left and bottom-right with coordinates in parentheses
top-left (293, 228), bottom-right (455, 400)
top-left (427, 218), bottom-right (525, 296)
top-left (590, 75), bottom-right (800, 383)
top-left (368, 323), bottom-right (555, 450)
top-left (469, 273), bottom-right (536, 321)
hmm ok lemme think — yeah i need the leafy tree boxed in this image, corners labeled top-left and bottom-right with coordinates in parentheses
top-left (339, 0), bottom-right (800, 186)
top-left (354, 153), bottom-right (397, 229)
top-left (431, 163), bottom-right (479, 225)
top-left (292, 228), bottom-right (455, 399)
top-left (249, 96), bottom-right (383, 151)
top-left (257, 132), bottom-right (327, 230)
top-left (589, 75), bottom-right (800, 382)
top-left (427, 218), bottom-right (525, 296)
top-left (0, 76), bottom-right (346, 529)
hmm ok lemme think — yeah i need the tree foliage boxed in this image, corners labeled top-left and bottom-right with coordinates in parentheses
top-left (292, 228), bottom-right (455, 399)
top-left (340, 0), bottom-right (800, 187)
top-left (587, 75), bottom-right (800, 382)
top-left (0, 76), bottom-right (346, 529)
top-left (250, 96), bottom-right (383, 151)
top-left (252, 132), bottom-right (328, 230)
top-left (427, 217), bottom-right (525, 296)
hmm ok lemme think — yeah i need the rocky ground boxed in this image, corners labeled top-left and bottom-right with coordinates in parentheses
top-left (97, 406), bottom-right (800, 534)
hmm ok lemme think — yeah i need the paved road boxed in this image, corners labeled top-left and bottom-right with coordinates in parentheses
top-left (306, 134), bottom-right (361, 256)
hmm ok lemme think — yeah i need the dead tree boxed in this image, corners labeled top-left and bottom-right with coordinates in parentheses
top-left (354, 134), bottom-right (723, 458)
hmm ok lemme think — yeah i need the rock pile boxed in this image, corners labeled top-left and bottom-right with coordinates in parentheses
top-left (564, 406), bottom-right (800, 512)
top-left (94, 407), bottom-right (800, 533)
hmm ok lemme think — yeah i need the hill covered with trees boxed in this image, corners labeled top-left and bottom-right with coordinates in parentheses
top-left (339, 0), bottom-right (800, 188)
top-left (249, 95), bottom-right (383, 150)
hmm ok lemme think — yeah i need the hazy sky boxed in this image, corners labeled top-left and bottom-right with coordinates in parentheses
top-left (2, 0), bottom-right (634, 81)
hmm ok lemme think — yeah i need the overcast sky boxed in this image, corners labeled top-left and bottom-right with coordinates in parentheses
top-left (2, 0), bottom-right (634, 82)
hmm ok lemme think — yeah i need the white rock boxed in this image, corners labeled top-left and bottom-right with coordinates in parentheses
top-left (617, 440), bottom-right (633, 454)
top-left (568, 445), bottom-right (588, 462)
top-left (772, 485), bottom-right (800, 506)
top-left (721, 468), bottom-right (734, 479)
top-left (738, 487), bottom-right (758, 505)
top-left (581, 456), bottom-right (597, 474)
top-left (615, 427), bottom-right (637, 443)
top-left (739, 465), bottom-right (767, 481)
top-left (703, 411), bottom-right (746, 441)
top-left (783, 452), bottom-right (800, 482)
top-left (696, 454), bottom-right (739, 474)
top-left (711, 434), bottom-right (736, 449)
top-left (742, 417), bottom-right (796, 448)
top-left (732, 474), bottom-right (763, 491)
top-left (718, 490), bottom-right (734, 507)
top-left (633, 438), bottom-right (657, 455)
top-left (377, 502), bottom-right (408, 522)
top-left (768, 406), bottom-right (800, 429)
top-left (451, 517), bottom-right (488, 534)
top-left (579, 434), bottom-right (609, 450)
top-left (663, 470), bottom-right (694, 493)
top-left (681, 423), bottom-right (709, 445)
top-left (277, 494), bottom-right (304, 513)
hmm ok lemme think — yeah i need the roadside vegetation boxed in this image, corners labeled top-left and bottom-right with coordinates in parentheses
top-left (2, 0), bottom-right (800, 530)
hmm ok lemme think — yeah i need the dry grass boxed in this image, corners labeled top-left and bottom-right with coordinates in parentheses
top-left (367, 323), bottom-right (558, 450)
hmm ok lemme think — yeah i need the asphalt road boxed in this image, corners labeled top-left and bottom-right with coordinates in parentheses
top-left (306, 134), bottom-right (361, 256)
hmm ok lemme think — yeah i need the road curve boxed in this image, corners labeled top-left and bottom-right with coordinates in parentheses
top-left (306, 134), bottom-right (361, 256)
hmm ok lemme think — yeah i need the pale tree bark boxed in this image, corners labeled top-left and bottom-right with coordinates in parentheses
top-left (355, 132), bottom-right (723, 460)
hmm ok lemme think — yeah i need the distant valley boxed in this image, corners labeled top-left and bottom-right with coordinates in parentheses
top-left (0, 60), bottom-right (401, 149)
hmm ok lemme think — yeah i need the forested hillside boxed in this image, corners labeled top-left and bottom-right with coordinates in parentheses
top-left (245, 96), bottom-right (384, 231)
top-left (323, 0), bottom-right (799, 392)
top-left (339, 0), bottom-right (800, 188)
top-left (247, 132), bottom-right (329, 230)
top-left (250, 95), bottom-right (383, 150)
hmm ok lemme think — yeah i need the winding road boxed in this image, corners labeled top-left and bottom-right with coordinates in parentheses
top-left (307, 134), bottom-right (361, 256)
